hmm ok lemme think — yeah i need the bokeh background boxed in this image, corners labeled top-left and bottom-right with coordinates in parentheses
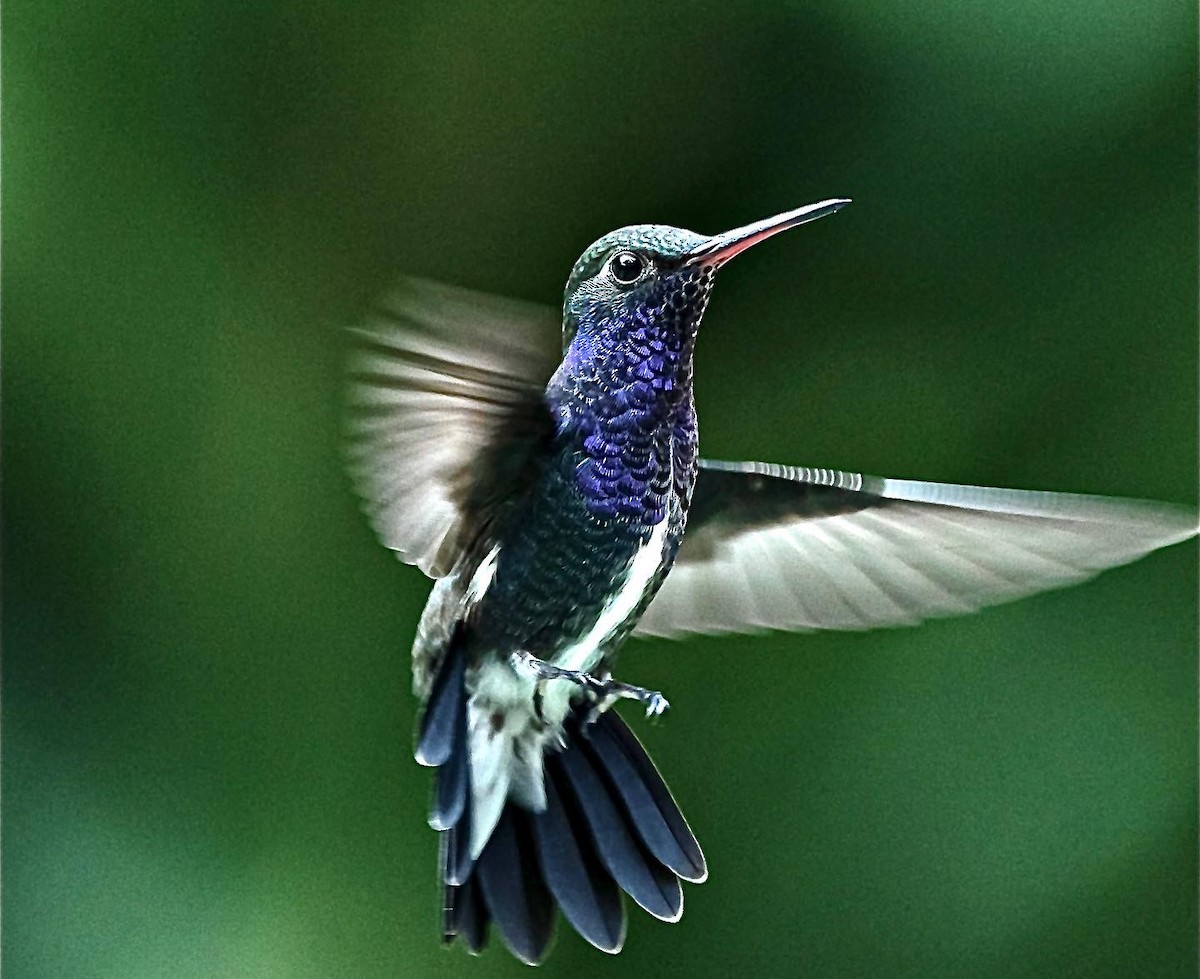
top-left (5, 2), bottom-right (1197, 977)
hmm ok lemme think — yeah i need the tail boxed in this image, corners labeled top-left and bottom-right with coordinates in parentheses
top-left (414, 644), bottom-right (707, 964)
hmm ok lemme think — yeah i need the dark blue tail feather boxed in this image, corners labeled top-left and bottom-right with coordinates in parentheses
top-left (533, 760), bottom-right (626, 952)
top-left (555, 739), bottom-right (683, 922)
top-left (415, 643), bottom-right (465, 767)
top-left (584, 712), bottom-right (707, 882)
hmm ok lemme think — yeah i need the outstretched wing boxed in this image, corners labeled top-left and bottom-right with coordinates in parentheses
top-left (346, 277), bottom-right (561, 578)
top-left (635, 459), bottom-right (1197, 638)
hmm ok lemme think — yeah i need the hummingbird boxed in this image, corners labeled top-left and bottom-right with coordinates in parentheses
top-left (345, 199), bottom-right (1197, 964)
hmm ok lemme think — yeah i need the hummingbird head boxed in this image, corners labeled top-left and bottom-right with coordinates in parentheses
top-left (560, 199), bottom-right (850, 366)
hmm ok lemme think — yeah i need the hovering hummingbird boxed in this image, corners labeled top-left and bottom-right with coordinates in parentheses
top-left (346, 199), bottom-right (1196, 964)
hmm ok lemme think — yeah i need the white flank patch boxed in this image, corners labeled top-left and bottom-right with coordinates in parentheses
top-left (556, 516), bottom-right (670, 674)
top-left (464, 545), bottom-right (501, 605)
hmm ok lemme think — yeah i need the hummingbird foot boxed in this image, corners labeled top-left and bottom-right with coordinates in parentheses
top-left (509, 651), bottom-right (670, 720)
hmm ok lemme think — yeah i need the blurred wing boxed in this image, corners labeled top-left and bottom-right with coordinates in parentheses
top-left (635, 459), bottom-right (1197, 638)
top-left (346, 276), bottom-right (561, 577)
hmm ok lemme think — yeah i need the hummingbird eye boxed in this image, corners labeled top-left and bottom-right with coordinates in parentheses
top-left (608, 250), bottom-right (646, 286)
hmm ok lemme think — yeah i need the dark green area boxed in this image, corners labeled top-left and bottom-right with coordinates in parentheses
top-left (4, 2), bottom-right (1197, 976)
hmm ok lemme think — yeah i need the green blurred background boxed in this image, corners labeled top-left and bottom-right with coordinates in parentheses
top-left (5, 1), bottom-right (1197, 976)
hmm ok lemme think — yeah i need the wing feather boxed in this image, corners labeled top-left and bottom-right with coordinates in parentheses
top-left (345, 277), bottom-right (561, 577)
top-left (635, 460), bottom-right (1196, 638)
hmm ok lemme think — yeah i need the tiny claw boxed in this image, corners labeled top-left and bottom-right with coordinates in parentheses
top-left (645, 692), bottom-right (670, 718)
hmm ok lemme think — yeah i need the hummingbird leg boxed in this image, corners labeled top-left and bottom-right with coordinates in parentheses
top-left (592, 678), bottom-right (670, 720)
top-left (509, 651), bottom-right (670, 719)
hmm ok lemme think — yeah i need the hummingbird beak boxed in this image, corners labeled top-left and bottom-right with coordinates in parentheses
top-left (684, 198), bottom-right (851, 268)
